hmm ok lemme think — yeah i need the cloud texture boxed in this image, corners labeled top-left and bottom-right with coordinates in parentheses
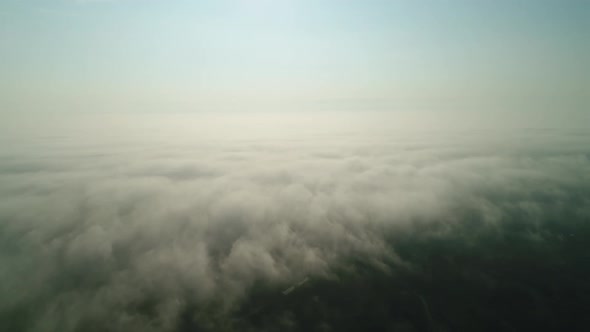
top-left (1, 118), bottom-right (589, 331)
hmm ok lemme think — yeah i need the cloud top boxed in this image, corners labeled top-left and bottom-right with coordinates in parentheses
top-left (1, 117), bottom-right (589, 331)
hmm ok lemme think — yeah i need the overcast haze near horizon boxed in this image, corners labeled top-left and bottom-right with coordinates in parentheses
top-left (1, 1), bottom-right (590, 332)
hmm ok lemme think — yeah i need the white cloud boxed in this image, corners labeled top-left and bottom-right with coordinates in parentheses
top-left (0, 115), bottom-right (589, 331)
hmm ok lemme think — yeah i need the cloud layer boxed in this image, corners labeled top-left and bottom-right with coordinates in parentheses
top-left (1, 120), bottom-right (589, 331)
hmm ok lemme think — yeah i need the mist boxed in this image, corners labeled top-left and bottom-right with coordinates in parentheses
top-left (1, 113), bottom-right (589, 331)
top-left (1, 0), bottom-right (589, 331)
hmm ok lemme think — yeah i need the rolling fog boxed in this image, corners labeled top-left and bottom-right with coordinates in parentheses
top-left (1, 113), bottom-right (589, 331)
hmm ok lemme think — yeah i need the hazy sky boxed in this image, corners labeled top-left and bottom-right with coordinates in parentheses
top-left (1, 0), bottom-right (588, 113)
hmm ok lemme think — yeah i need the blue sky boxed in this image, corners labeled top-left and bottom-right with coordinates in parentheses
top-left (0, 0), bottom-right (588, 113)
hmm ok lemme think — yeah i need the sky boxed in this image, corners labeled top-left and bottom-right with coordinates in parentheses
top-left (1, 0), bottom-right (588, 114)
